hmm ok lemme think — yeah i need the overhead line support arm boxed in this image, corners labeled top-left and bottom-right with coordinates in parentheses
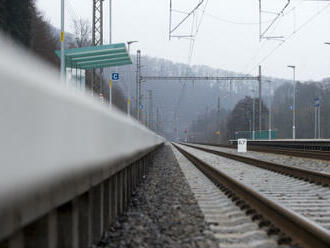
top-left (260, 0), bottom-right (290, 40)
top-left (170, 0), bottom-right (204, 34)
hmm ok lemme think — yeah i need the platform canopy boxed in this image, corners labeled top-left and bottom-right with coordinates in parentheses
top-left (55, 43), bottom-right (132, 70)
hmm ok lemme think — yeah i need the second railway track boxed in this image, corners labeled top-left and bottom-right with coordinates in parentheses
top-left (200, 142), bottom-right (330, 161)
top-left (183, 143), bottom-right (330, 186)
top-left (173, 143), bottom-right (330, 248)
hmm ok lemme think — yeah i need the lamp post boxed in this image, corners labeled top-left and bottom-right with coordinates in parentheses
top-left (109, 0), bottom-right (112, 44)
top-left (266, 80), bottom-right (272, 140)
top-left (288, 65), bottom-right (296, 139)
top-left (108, 0), bottom-right (112, 109)
top-left (251, 89), bottom-right (256, 140)
top-left (313, 97), bottom-right (321, 139)
top-left (127, 41), bottom-right (138, 117)
top-left (60, 0), bottom-right (65, 84)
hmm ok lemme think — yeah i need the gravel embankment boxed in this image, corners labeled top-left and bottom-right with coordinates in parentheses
top-left (97, 143), bottom-right (218, 248)
top-left (193, 144), bottom-right (330, 174)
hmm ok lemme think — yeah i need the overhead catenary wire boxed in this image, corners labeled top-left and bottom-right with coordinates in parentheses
top-left (204, 12), bottom-right (274, 25)
top-left (170, 0), bottom-right (205, 35)
top-left (260, 0), bottom-right (291, 40)
top-left (238, 0), bottom-right (305, 74)
top-left (241, 14), bottom-right (284, 73)
top-left (170, 0), bottom-right (209, 64)
top-left (239, 0), bottom-right (316, 76)
top-left (180, 0), bottom-right (302, 27)
top-left (195, 0), bottom-right (209, 36)
top-left (187, 0), bottom-right (303, 75)
top-left (188, 0), bottom-right (209, 64)
top-left (173, 8), bottom-right (273, 26)
top-left (66, 0), bottom-right (79, 28)
top-left (246, 2), bottom-right (330, 75)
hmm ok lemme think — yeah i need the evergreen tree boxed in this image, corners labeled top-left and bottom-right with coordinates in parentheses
top-left (0, 0), bottom-right (35, 47)
top-left (30, 10), bottom-right (59, 66)
top-left (225, 97), bottom-right (268, 140)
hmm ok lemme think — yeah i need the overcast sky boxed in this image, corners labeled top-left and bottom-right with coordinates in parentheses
top-left (36, 0), bottom-right (330, 81)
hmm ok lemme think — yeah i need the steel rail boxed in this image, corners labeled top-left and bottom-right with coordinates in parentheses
top-left (231, 140), bottom-right (330, 151)
top-left (172, 143), bottom-right (330, 248)
top-left (245, 146), bottom-right (330, 161)
top-left (198, 142), bottom-right (330, 161)
top-left (182, 143), bottom-right (330, 186)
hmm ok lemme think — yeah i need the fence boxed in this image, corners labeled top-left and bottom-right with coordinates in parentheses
top-left (234, 130), bottom-right (278, 140)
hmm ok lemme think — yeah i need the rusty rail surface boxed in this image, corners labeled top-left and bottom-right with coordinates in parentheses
top-left (222, 140), bottom-right (330, 161)
top-left (173, 143), bottom-right (330, 248)
top-left (185, 143), bottom-right (330, 186)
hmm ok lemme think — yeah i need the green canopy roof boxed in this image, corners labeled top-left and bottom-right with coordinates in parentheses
top-left (55, 43), bottom-right (132, 70)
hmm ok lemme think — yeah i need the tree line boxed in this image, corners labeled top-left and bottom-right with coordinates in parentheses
top-left (189, 80), bottom-right (330, 143)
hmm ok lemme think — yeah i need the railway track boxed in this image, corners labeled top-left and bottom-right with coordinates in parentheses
top-left (200, 142), bottom-right (330, 161)
top-left (248, 146), bottom-right (330, 161)
top-left (183, 143), bottom-right (330, 186)
top-left (172, 143), bottom-right (330, 248)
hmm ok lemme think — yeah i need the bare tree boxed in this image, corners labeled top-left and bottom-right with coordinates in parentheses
top-left (72, 19), bottom-right (91, 48)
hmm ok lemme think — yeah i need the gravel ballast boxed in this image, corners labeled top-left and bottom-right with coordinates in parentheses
top-left (177, 144), bottom-right (330, 231)
top-left (193, 144), bottom-right (330, 174)
top-left (97, 143), bottom-right (218, 248)
top-left (171, 146), bottom-right (287, 248)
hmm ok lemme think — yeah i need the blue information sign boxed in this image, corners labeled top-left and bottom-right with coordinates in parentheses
top-left (112, 73), bottom-right (119, 81)
top-left (139, 104), bottom-right (143, 110)
top-left (314, 97), bottom-right (320, 107)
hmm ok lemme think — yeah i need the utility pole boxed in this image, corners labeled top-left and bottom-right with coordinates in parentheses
top-left (139, 66), bottom-right (143, 120)
top-left (127, 41), bottom-right (138, 117)
top-left (258, 65), bottom-right (262, 131)
top-left (143, 92), bottom-right (147, 126)
top-left (259, 0), bottom-right (262, 41)
top-left (169, 0), bottom-right (172, 40)
top-left (252, 89), bottom-right (256, 140)
top-left (136, 50), bottom-right (142, 121)
top-left (318, 104), bottom-right (321, 139)
top-left (176, 115), bottom-right (179, 141)
top-left (315, 103), bottom-right (317, 139)
top-left (217, 96), bottom-right (220, 122)
top-left (314, 97), bottom-right (320, 139)
top-left (266, 80), bottom-right (272, 140)
top-left (93, 0), bottom-right (104, 47)
top-left (92, 0), bottom-right (104, 96)
top-left (314, 97), bottom-right (321, 139)
top-left (109, 0), bottom-right (112, 44)
top-left (217, 96), bottom-right (220, 144)
top-left (288, 65), bottom-right (296, 139)
top-left (229, 80), bottom-right (233, 108)
top-left (108, 0), bottom-right (112, 108)
top-left (269, 82), bottom-right (272, 140)
top-left (205, 105), bottom-right (208, 141)
top-left (156, 107), bottom-right (160, 133)
top-left (148, 90), bottom-right (153, 129)
top-left (60, 0), bottom-right (65, 84)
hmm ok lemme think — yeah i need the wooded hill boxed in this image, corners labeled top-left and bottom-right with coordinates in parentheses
top-left (2, 1), bottom-right (329, 141)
